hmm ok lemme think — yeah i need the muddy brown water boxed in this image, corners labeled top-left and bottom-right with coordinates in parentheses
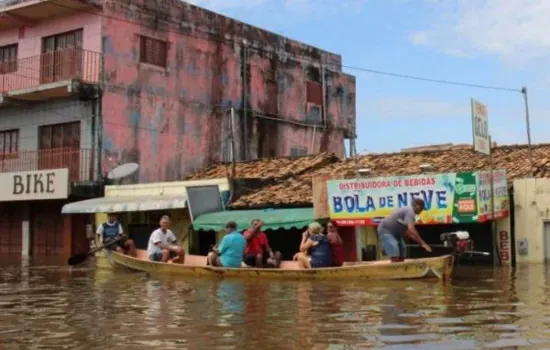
top-left (1, 258), bottom-right (550, 349)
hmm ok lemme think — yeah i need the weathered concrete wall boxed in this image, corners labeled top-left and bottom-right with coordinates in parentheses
top-left (100, 0), bottom-right (356, 183)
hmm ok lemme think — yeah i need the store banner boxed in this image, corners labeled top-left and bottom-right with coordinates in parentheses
top-left (326, 171), bottom-right (507, 226)
top-left (476, 169), bottom-right (509, 221)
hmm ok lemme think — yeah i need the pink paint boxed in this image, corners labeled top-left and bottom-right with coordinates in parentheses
top-left (0, 12), bottom-right (101, 57)
top-left (0, 0), bottom-right (355, 184)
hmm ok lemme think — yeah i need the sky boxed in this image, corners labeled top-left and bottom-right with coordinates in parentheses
top-left (187, 0), bottom-right (550, 154)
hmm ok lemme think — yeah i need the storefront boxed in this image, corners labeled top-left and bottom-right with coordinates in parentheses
top-left (0, 168), bottom-right (91, 258)
top-left (191, 208), bottom-right (360, 261)
top-left (513, 178), bottom-right (550, 263)
top-left (325, 171), bottom-right (511, 265)
top-left (61, 178), bottom-right (231, 260)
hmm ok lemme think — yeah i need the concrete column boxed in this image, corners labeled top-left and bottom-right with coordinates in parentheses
top-left (21, 220), bottom-right (30, 257)
top-left (355, 226), bottom-right (363, 261)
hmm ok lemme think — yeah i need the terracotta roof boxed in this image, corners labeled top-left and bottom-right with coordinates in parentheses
top-left (184, 153), bottom-right (339, 181)
top-left (230, 143), bottom-right (550, 208)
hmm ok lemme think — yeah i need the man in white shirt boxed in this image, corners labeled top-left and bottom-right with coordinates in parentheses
top-left (96, 213), bottom-right (136, 256)
top-left (147, 215), bottom-right (184, 263)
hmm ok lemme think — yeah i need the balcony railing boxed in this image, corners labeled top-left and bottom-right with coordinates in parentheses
top-left (0, 148), bottom-right (96, 182)
top-left (0, 49), bottom-right (101, 94)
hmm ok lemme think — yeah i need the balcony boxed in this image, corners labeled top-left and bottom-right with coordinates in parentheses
top-left (0, 148), bottom-right (96, 182)
top-left (0, 0), bottom-right (101, 31)
top-left (0, 49), bottom-right (101, 102)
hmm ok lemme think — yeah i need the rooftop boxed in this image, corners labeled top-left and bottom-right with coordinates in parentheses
top-left (184, 153), bottom-right (339, 181)
top-left (229, 143), bottom-right (550, 209)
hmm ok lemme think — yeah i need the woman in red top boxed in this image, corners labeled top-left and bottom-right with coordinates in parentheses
top-left (326, 221), bottom-right (344, 266)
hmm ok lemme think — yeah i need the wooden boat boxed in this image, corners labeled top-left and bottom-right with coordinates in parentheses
top-left (106, 249), bottom-right (455, 280)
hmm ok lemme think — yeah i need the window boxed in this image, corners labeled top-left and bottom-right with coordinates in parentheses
top-left (0, 129), bottom-right (19, 158)
top-left (306, 104), bottom-right (322, 124)
top-left (0, 44), bottom-right (17, 74)
top-left (290, 147), bottom-right (307, 158)
top-left (139, 36), bottom-right (167, 67)
top-left (41, 29), bottom-right (83, 84)
top-left (39, 121), bottom-right (80, 150)
top-left (306, 81), bottom-right (323, 105)
top-left (43, 29), bottom-right (83, 52)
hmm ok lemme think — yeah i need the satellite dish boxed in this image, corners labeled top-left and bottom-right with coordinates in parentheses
top-left (108, 162), bottom-right (139, 180)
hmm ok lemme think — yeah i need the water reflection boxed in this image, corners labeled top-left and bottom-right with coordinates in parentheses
top-left (3, 261), bottom-right (550, 348)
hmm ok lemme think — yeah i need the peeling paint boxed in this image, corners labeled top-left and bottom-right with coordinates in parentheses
top-left (100, 0), bottom-right (356, 183)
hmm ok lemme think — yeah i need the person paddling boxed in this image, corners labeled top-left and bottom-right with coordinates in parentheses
top-left (377, 199), bottom-right (431, 262)
top-left (96, 212), bottom-right (136, 257)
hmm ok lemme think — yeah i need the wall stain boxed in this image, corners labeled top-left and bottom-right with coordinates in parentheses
top-left (101, 0), bottom-right (355, 183)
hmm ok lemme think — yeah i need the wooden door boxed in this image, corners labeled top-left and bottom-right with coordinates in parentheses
top-left (41, 30), bottom-right (83, 84)
top-left (0, 202), bottom-right (23, 255)
top-left (38, 122), bottom-right (81, 180)
top-left (32, 202), bottom-right (64, 255)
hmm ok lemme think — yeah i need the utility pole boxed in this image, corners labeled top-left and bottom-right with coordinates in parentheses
top-left (521, 87), bottom-right (534, 176)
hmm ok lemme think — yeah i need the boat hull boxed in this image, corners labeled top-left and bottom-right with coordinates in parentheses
top-left (108, 251), bottom-right (454, 281)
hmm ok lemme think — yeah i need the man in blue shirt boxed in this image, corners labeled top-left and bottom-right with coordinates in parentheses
top-left (207, 221), bottom-right (246, 268)
top-left (378, 199), bottom-right (431, 262)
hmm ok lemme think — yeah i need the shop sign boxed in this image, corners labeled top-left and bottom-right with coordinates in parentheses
top-left (472, 98), bottom-right (490, 155)
top-left (477, 169), bottom-right (509, 221)
top-left (327, 172), bottom-right (479, 226)
top-left (326, 170), bottom-right (508, 226)
top-left (0, 169), bottom-right (69, 201)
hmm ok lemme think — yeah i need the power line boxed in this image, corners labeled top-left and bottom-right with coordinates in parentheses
top-left (338, 65), bottom-right (521, 92)
top-left (42, 0), bottom-right (521, 93)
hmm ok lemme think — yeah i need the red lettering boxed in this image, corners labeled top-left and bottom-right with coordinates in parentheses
top-left (499, 230), bottom-right (508, 241)
top-left (499, 230), bottom-right (510, 262)
top-left (501, 251), bottom-right (510, 261)
top-left (403, 177), bottom-right (437, 187)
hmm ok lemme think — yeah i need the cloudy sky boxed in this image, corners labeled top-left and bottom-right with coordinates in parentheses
top-left (188, 0), bottom-right (550, 153)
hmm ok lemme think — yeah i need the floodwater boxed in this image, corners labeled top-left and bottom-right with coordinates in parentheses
top-left (1, 259), bottom-right (550, 350)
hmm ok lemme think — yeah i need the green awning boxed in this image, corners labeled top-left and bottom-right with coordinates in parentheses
top-left (193, 208), bottom-right (315, 231)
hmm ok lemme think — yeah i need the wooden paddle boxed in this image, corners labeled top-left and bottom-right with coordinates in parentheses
top-left (67, 236), bottom-right (123, 266)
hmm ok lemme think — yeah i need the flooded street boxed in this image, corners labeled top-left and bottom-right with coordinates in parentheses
top-left (2, 260), bottom-right (550, 349)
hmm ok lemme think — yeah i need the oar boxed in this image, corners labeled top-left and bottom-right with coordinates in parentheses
top-left (67, 237), bottom-right (123, 266)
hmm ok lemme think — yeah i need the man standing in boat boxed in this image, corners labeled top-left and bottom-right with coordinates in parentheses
top-left (147, 215), bottom-right (185, 263)
top-left (243, 219), bottom-right (282, 268)
top-left (377, 199), bottom-right (432, 262)
top-left (96, 212), bottom-right (136, 257)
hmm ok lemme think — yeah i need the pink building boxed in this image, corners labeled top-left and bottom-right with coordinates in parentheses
top-left (0, 0), bottom-right (355, 256)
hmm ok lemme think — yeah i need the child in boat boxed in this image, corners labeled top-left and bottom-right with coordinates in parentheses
top-left (293, 222), bottom-right (331, 268)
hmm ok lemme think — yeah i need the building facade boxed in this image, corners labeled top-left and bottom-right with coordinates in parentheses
top-left (0, 0), bottom-right (356, 256)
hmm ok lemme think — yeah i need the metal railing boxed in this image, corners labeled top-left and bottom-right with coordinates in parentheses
top-left (0, 49), bottom-right (101, 93)
top-left (0, 148), bottom-right (96, 182)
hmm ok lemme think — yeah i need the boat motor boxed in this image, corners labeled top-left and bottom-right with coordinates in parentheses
top-left (439, 231), bottom-right (490, 258)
